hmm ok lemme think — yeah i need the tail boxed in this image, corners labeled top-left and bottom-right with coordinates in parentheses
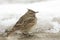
top-left (6, 28), bottom-right (16, 37)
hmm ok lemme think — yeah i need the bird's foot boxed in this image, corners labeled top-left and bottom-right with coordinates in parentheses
top-left (22, 33), bottom-right (34, 38)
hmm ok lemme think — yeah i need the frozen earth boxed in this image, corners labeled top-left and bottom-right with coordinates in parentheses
top-left (0, 0), bottom-right (60, 34)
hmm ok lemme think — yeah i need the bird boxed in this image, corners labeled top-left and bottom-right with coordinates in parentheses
top-left (6, 9), bottom-right (38, 37)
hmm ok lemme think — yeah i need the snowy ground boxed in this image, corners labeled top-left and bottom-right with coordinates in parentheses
top-left (0, 32), bottom-right (60, 40)
top-left (0, 0), bottom-right (60, 40)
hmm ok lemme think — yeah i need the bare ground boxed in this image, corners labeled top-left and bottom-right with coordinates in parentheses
top-left (0, 31), bottom-right (60, 40)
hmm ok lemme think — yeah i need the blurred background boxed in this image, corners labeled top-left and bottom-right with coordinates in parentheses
top-left (0, 0), bottom-right (55, 4)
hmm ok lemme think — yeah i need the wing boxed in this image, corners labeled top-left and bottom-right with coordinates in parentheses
top-left (17, 17), bottom-right (23, 24)
top-left (14, 17), bottom-right (24, 27)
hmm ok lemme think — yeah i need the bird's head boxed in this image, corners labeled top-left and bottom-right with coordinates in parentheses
top-left (27, 9), bottom-right (38, 14)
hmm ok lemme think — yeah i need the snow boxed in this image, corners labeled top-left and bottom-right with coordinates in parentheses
top-left (0, 0), bottom-right (60, 34)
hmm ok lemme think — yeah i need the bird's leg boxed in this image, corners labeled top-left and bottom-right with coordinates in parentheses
top-left (22, 32), bottom-right (33, 37)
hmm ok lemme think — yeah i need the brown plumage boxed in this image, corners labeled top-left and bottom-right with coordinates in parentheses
top-left (6, 9), bottom-right (38, 37)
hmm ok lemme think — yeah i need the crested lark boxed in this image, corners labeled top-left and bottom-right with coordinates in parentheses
top-left (6, 9), bottom-right (38, 37)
